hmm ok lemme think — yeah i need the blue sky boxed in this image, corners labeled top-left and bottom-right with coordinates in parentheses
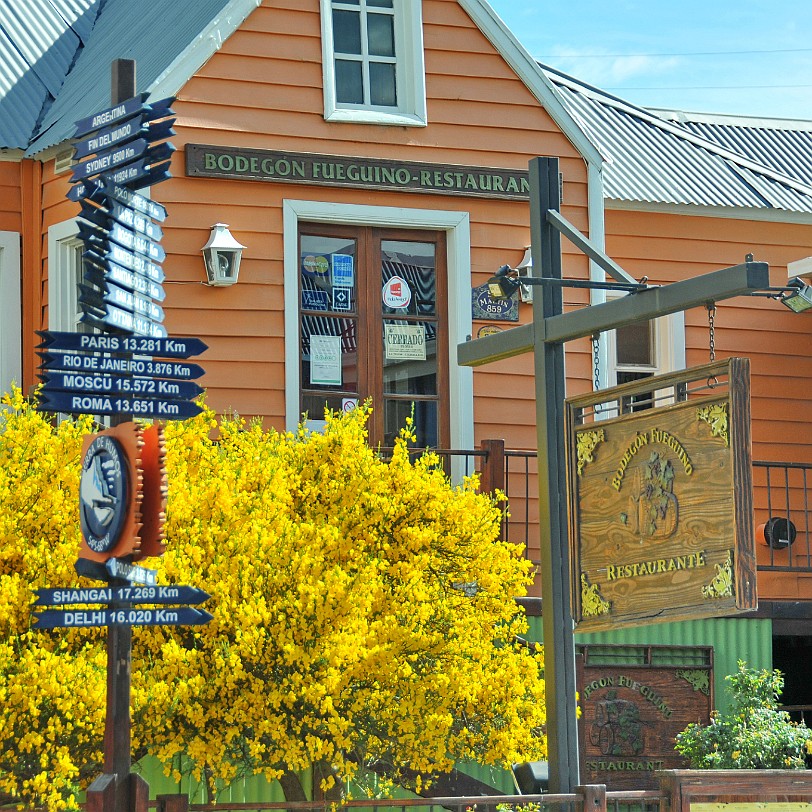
top-left (486, 0), bottom-right (812, 120)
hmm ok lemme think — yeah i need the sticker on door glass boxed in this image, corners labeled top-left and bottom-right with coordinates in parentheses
top-left (332, 288), bottom-right (352, 311)
top-left (302, 289), bottom-right (329, 310)
top-left (382, 275), bottom-right (411, 309)
top-left (385, 324), bottom-right (426, 361)
top-left (310, 335), bottom-right (342, 386)
top-left (302, 255), bottom-right (330, 280)
top-left (332, 254), bottom-right (354, 287)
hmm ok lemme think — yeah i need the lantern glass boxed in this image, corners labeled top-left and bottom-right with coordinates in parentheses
top-left (201, 224), bottom-right (245, 287)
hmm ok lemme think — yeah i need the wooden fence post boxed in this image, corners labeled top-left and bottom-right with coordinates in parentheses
top-left (479, 438), bottom-right (505, 494)
top-left (578, 784), bottom-right (607, 812)
top-left (156, 794), bottom-right (189, 812)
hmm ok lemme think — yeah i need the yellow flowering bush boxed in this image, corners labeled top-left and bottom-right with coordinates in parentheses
top-left (1, 389), bottom-right (546, 809)
top-left (0, 388), bottom-right (101, 811)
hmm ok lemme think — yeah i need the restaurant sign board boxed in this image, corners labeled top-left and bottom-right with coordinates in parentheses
top-left (565, 358), bottom-right (756, 632)
top-left (578, 645), bottom-right (713, 791)
top-left (186, 143), bottom-right (530, 200)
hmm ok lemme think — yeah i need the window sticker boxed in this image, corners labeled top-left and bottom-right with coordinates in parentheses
top-left (302, 289), bottom-right (329, 310)
top-left (385, 323), bottom-right (426, 361)
top-left (310, 335), bottom-right (342, 386)
top-left (332, 253), bottom-right (354, 287)
top-left (302, 254), bottom-right (330, 280)
top-left (332, 288), bottom-right (351, 311)
top-left (382, 275), bottom-right (411, 309)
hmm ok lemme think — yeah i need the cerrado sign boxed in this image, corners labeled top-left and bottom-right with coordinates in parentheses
top-left (186, 143), bottom-right (531, 199)
top-left (565, 358), bottom-right (757, 632)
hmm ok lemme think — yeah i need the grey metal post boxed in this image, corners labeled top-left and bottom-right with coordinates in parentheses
top-left (529, 156), bottom-right (580, 792)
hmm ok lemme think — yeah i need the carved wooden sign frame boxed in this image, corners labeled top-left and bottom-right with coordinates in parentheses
top-left (565, 358), bottom-right (757, 632)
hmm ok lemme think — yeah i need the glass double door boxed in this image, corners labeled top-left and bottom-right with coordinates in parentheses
top-left (299, 224), bottom-right (448, 448)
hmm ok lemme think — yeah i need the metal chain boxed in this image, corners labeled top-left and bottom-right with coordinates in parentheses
top-left (707, 305), bottom-right (716, 362)
top-left (592, 332), bottom-right (601, 391)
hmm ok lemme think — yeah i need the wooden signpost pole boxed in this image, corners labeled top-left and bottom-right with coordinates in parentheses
top-left (457, 155), bottom-right (771, 793)
top-left (89, 59), bottom-right (141, 812)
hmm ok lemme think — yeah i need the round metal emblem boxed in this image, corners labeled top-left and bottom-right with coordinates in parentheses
top-left (79, 435), bottom-right (129, 553)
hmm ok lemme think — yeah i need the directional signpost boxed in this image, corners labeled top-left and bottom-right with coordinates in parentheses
top-left (31, 61), bottom-right (212, 812)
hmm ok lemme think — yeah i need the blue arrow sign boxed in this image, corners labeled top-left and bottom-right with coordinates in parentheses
top-left (80, 302), bottom-right (168, 337)
top-left (69, 180), bottom-right (168, 221)
top-left (108, 221), bottom-right (166, 262)
top-left (38, 390), bottom-right (204, 420)
top-left (32, 606), bottom-right (212, 629)
top-left (35, 585), bottom-right (210, 606)
top-left (94, 155), bottom-right (172, 189)
top-left (81, 219), bottom-right (166, 264)
top-left (143, 97), bottom-right (176, 120)
top-left (41, 370), bottom-right (203, 401)
top-left (73, 94), bottom-right (149, 139)
top-left (84, 254), bottom-right (166, 297)
top-left (109, 201), bottom-right (163, 241)
top-left (80, 201), bottom-right (164, 244)
top-left (92, 279), bottom-right (165, 321)
top-left (83, 267), bottom-right (165, 305)
top-left (103, 181), bottom-right (167, 221)
top-left (73, 115), bottom-right (176, 160)
top-left (105, 558), bottom-right (157, 583)
top-left (73, 117), bottom-right (146, 160)
top-left (71, 138), bottom-right (150, 182)
top-left (98, 242), bottom-right (164, 283)
top-left (38, 351), bottom-right (206, 380)
top-left (36, 331), bottom-right (207, 358)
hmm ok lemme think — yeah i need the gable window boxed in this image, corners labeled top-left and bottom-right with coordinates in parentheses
top-left (321, 0), bottom-right (427, 126)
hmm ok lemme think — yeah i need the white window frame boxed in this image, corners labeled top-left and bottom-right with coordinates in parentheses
top-left (0, 230), bottom-right (22, 396)
top-left (605, 306), bottom-right (686, 403)
top-left (48, 219), bottom-right (84, 332)
top-left (320, 0), bottom-right (427, 127)
top-left (283, 200), bottom-right (472, 452)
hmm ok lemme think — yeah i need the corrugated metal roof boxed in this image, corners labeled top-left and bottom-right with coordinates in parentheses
top-left (545, 67), bottom-right (812, 215)
top-left (657, 112), bottom-right (812, 188)
top-left (0, 0), bottom-right (100, 149)
top-left (27, 0), bottom-right (249, 156)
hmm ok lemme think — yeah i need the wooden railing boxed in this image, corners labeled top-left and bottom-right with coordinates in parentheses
top-left (151, 788), bottom-right (665, 812)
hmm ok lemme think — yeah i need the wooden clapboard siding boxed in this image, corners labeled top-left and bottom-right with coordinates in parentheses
top-left (605, 207), bottom-right (812, 467)
top-left (0, 161), bottom-right (23, 233)
top-left (135, 0), bottom-right (591, 428)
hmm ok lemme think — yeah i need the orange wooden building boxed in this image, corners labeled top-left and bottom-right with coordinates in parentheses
top-left (1, 0), bottom-right (811, 782)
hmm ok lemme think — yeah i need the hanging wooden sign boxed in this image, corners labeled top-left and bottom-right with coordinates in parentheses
top-left (565, 358), bottom-right (757, 632)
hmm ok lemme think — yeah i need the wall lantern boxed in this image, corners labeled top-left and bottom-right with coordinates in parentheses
top-left (202, 223), bottom-right (245, 287)
top-left (757, 517), bottom-right (797, 549)
top-left (780, 276), bottom-right (812, 313)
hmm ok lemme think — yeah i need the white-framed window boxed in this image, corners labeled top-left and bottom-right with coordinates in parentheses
top-left (283, 200), bottom-right (472, 454)
top-left (605, 310), bottom-right (685, 411)
top-left (0, 230), bottom-right (22, 396)
top-left (320, 0), bottom-right (427, 127)
top-left (48, 220), bottom-right (87, 333)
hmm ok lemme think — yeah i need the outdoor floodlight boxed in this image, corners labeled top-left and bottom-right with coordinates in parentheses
top-left (780, 276), bottom-right (812, 313)
top-left (487, 264), bottom-right (522, 300)
top-left (486, 262), bottom-right (649, 301)
top-left (202, 223), bottom-right (245, 287)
